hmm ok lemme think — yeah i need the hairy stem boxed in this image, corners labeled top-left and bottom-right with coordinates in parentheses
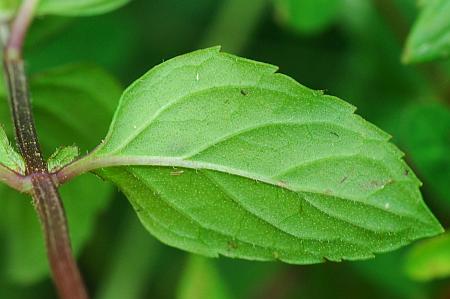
top-left (2, 1), bottom-right (89, 298)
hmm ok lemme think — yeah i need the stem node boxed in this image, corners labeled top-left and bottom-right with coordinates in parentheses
top-left (2, 0), bottom-right (90, 298)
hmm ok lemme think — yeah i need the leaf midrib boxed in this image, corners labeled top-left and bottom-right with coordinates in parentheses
top-left (86, 153), bottom-right (424, 226)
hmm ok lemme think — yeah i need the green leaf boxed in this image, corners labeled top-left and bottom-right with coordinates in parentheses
top-left (37, 0), bottom-right (131, 16)
top-left (75, 47), bottom-right (441, 263)
top-left (48, 145), bottom-right (79, 172)
top-left (0, 125), bottom-right (27, 192)
top-left (405, 233), bottom-right (450, 281)
top-left (0, 125), bottom-right (25, 174)
top-left (0, 64), bottom-right (121, 283)
top-left (177, 255), bottom-right (231, 299)
top-left (403, 0), bottom-right (450, 63)
top-left (274, 0), bottom-right (341, 34)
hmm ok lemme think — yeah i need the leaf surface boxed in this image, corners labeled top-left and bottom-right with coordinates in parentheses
top-left (48, 145), bottom-right (79, 172)
top-left (77, 47), bottom-right (441, 263)
top-left (403, 0), bottom-right (450, 63)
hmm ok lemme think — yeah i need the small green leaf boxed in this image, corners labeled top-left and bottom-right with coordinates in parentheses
top-left (0, 64), bottom-right (121, 283)
top-left (0, 125), bottom-right (25, 174)
top-left (37, 0), bottom-right (131, 16)
top-left (274, 0), bottom-right (341, 34)
top-left (405, 233), bottom-right (450, 281)
top-left (177, 255), bottom-right (231, 299)
top-left (0, 125), bottom-right (27, 192)
top-left (77, 47), bottom-right (441, 263)
top-left (403, 0), bottom-right (450, 63)
top-left (48, 145), bottom-right (79, 172)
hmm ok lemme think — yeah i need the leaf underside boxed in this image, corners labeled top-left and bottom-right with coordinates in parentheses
top-left (90, 47), bottom-right (441, 263)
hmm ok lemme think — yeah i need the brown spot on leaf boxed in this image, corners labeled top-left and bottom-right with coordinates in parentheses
top-left (369, 178), bottom-right (394, 189)
top-left (227, 240), bottom-right (238, 250)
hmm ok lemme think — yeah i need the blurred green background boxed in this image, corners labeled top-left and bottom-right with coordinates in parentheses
top-left (1, 0), bottom-right (450, 298)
